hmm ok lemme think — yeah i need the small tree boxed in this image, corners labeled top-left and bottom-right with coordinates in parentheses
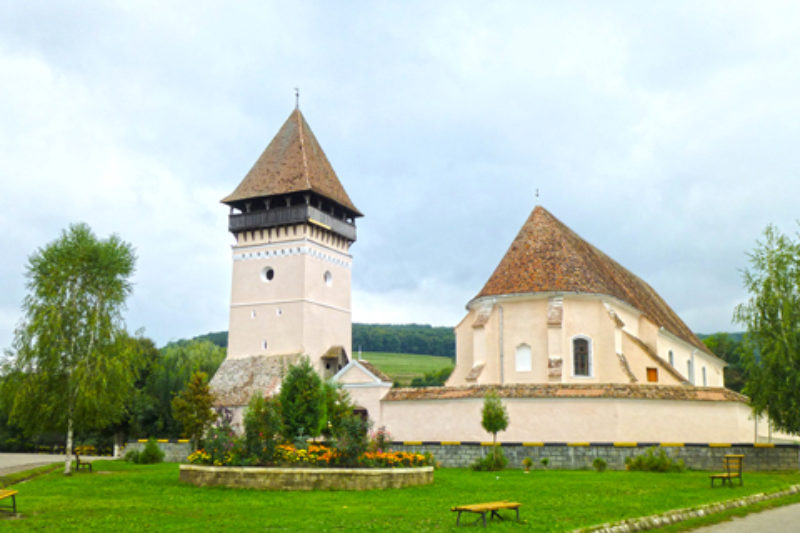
top-left (279, 357), bottom-right (326, 440)
top-left (481, 390), bottom-right (509, 465)
top-left (1, 223), bottom-right (136, 474)
top-left (243, 393), bottom-right (281, 463)
top-left (322, 380), bottom-right (354, 439)
top-left (172, 371), bottom-right (217, 450)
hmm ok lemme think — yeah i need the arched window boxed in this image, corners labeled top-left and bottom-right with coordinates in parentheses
top-left (573, 336), bottom-right (592, 377)
top-left (515, 344), bottom-right (532, 372)
top-left (668, 350), bottom-right (674, 366)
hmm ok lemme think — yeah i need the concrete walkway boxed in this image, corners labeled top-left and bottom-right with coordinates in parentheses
top-left (0, 453), bottom-right (107, 476)
top-left (690, 502), bottom-right (800, 532)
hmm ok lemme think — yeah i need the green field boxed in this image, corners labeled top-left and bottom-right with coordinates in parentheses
top-left (2, 461), bottom-right (799, 531)
top-left (360, 351), bottom-right (454, 385)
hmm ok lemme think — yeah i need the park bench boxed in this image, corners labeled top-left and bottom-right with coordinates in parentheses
top-left (75, 452), bottom-right (93, 473)
top-left (0, 489), bottom-right (18, 514)
top-left (710, 454), bottom-right (743, 487)
top-left (451, 501), bottom-right (522, 527)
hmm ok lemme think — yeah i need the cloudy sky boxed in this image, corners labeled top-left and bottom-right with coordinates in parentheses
top-left (2, 1), bottom-right (799, 349)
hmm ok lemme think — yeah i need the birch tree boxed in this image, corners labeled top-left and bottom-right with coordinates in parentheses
top-left (1, 223), bottom-right (136, 474)
top-left (734, 224), bottom-right (800, 433)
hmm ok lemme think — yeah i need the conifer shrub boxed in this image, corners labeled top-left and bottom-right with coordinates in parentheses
top-left (125, 437), bottom-right (164, 464)
top-left (625, 447), bottom-right (685, 473)
top-left (471, 445), bottom-right (508, 471)
top-left (592, 457), bottom-right (607, 472)
top-left (243, 394), bottom-right (281, 463)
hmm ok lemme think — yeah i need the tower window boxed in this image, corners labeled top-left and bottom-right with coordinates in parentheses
top-left (262, 340), bottom-right (268, 350)
top-left (668, 350), bottom-right (674, 366)
top-left (324, 271), bottom-right (333, 286)
top-left (261, 266), bottom-right (275, 282)
top-left (251, 310), bottom-right (256, 319)
top-left (572, 336), bottom-right (592, 377)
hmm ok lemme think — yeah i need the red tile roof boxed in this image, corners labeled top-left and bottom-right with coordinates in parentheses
top-left (384, 383), bottom-right (748, 403)
top-left (475, 206), bottom-right (711, 355)
top-left (222, 108), bottom-right (361, 216)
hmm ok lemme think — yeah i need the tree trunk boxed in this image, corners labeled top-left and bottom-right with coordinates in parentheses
top-left (492, 432), bottom-right (497, 464)
top-left (64, 416), bottom-right (73, 475)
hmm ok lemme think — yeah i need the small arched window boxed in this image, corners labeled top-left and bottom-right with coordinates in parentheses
top-left (573, 336), bottom-right (592, 377)
top-left (668, 350), bottom-right (674, 366)
top-left (515, 344), bottom-right (532, 372)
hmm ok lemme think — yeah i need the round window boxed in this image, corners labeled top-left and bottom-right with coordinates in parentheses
top-left (324, 271), bottom-right (333, 286)
top-left (261, 266), bottom-right (275, 282)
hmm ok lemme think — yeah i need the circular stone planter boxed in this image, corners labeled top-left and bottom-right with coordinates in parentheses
top-left (179, 464), bottom-right (434, 491)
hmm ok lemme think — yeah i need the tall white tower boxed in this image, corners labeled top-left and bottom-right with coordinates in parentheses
top-left (210, 108), bottom-right (361, 415)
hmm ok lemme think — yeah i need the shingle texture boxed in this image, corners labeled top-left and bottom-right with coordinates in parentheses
top-left (209, 353), bottom-right (300, 407)
top-left (357, 360), bottom-right (392, 382)
top-left (384, 383), bottom-right (748, 403)
top-left (475, 206), bottom-right (711, 355)
top-left (222, 109), bottom-right (361, 215)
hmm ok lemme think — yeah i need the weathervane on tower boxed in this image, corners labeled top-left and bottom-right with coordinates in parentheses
top-left (294, 87), bottom-right (300, 109)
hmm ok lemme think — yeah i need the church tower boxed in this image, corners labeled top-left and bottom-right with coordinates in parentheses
top-left (211, 107), bottom-right (361, 415)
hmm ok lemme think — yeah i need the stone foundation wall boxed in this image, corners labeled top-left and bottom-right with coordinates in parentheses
top-left (393, 442), bottom-right (799, 471)
top-left (179, 465), bottom-right (434, 490)
top-left (124, 440), bottom-right (191, 463)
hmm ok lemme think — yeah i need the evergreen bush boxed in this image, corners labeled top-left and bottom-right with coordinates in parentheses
top-left (625, 447), bottom-right (685, 473)
top-left (470, 445), bottom-right (508, 471)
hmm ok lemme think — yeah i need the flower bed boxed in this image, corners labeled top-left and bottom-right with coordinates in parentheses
top-left (188, 443), bottom-right (433, 469)
top-left (179, 464), bottom-right (434, 491)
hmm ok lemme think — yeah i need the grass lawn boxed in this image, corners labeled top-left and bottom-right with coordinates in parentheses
top-left (2, 461), bottom-right (798, 531)
top-left (361, 352), bottom-right (453, 385)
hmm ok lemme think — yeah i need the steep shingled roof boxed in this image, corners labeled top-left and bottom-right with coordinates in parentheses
top-left (475, 206), bottom-right (711, 355)
top-left (222, 108), bottom-right (361, 216)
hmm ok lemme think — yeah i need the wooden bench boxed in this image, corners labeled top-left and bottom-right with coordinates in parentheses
top-left (75, 452), bottom-right (93, 473)
top-left (0, 489), bottom-right (18, 514)
top-left (710, 454), bottom-right (743, 487)
top-left (451, 501), bottom-right (522, 527)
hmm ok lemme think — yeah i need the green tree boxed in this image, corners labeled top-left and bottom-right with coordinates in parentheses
top-left (1, 223), bottom-right (136, 474)
top-left (322, 380), bottom-right (355, 439)
top-left (702, 332), bottom-right (746, 392)
top-left (171, 371), bottom-right (217, 450)
top-left (243, 393), bottom-right (281, 463)
top-left (279, 357), bottom-right (326, 440)
top-left (734, 224), bottom-right (800, 433)
top-left (481, 390), bottom-right (509, 465)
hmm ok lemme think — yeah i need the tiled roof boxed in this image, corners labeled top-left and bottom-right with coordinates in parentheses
top-left (222, 108), bottom-right (361, 216)
top-left (209, 353), bottom-right (300, 407)
top-left (357, 360), bottom-right (392, 382)
top-left (383, 383), bottom-right (748, 403)
top-left (475, 206), bottom-right (711, 355)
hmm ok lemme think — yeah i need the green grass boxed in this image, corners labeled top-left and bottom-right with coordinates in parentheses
top-left (361, 351), bottom-right (453, 385)
top-left (2, 461), bottom-right (799, 531)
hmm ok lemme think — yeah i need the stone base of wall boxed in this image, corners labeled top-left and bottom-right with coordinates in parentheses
top-left (179, 465), bottom-right (434, 490)
top-left (125, 441), bottom-right (191, 463)
top-left (393, 442), bottom-right (799, 471)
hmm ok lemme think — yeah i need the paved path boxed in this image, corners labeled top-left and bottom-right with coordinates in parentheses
top-left (690, 502), bottom-right (800, 532)
top-left (0, 453), bottom-right (107, 476)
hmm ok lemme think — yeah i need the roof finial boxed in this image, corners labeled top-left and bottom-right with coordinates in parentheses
top-left (535, 188), bottom-right (540, 202)
top-left (294, 87), bottom-right (300, 109)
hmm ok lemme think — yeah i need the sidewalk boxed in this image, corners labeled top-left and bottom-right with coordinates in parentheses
top-left (690, 502), bottom-right (800, 532)
top-left (0, 453), bottom-right (106, 476)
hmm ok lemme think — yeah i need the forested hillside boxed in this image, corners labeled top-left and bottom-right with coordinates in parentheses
top-left (193, 323), bottom-right (456, 358)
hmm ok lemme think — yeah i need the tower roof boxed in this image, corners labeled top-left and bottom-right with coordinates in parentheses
top-left (222, 108), bottom-right (361, 216)
top-left (475, 205), bottom-right (711, 354)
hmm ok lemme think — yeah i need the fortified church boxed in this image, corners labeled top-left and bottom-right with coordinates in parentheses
top-left (211, 107), bottom-right (772, 443)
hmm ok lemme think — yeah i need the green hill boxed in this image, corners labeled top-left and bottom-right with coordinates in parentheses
top-left (359, 352), bottom-right (454, 386)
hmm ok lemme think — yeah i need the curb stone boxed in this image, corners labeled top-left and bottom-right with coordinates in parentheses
top-left (573, 484), bottom-right (800, 533)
